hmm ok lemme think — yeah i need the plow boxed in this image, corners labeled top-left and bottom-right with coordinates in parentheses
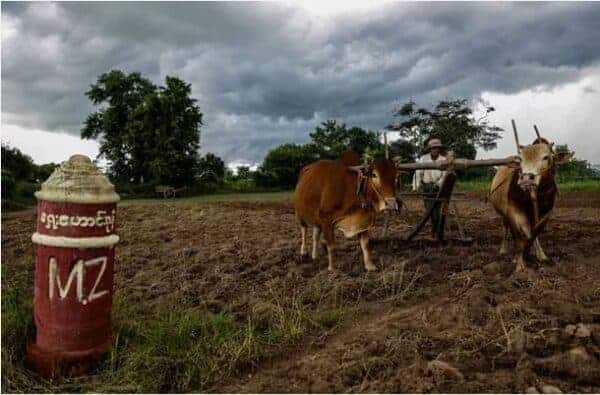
top-left (380, 119), bottom-right (540, 242)
top-left (385, 154), bottom-right (518, 242)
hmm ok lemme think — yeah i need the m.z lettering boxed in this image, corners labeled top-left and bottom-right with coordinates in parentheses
top-left (48, 256), bottom-right (109, 305)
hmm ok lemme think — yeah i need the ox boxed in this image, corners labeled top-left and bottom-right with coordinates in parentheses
top-left (489, 138), bottom-right (572, 272)
top-left (293, 152), bottom-right (398, 272)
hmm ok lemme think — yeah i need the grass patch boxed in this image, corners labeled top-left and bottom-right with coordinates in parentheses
top-left (119, 190), bottom-right (293, 206)
top-left (555, 179), bottom-right (600, 192)
top-left (456, 179), bottom-right (600, 192)
top-left (1, 260), bottom-right (342, 393)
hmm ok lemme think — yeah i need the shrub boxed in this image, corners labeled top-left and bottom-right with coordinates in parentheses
top-left (1, 170), bottom-right (16, 199)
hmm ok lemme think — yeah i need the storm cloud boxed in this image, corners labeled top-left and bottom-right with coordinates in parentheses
top-left (3, 2), bottom-right (600, 164)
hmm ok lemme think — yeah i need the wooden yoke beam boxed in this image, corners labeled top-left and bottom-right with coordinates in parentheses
top-left (395, 156), bottom-right (518, 171)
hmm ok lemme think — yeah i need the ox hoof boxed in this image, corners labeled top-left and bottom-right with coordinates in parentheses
top-left (364, 264), bottom-right (378, 272)
top-left (512, 258), bottom-right (527, 273)
top-left (300, 253), bottom-right (310, 262)
top-left (511, 267), bottom-right (538, 282)
top-left (537, 256), bottom-right (551, 264)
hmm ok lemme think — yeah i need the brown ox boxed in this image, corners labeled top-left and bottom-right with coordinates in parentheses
top-left (489, 138), bottom-right (572, 272)
top-left (293, 152), bottom-right (398, 272)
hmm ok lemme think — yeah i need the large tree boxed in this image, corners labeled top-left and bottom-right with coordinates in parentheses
top-left (82, 70), bottom-right (202, 186)
top-left (388, 99), bottom-right (503, 159)
top-left (258, 143), bottom-right (321, 189)
top-left (309, 120), bottom-right (383, 159)
top-left (389, 139), bottom-right (418, 163)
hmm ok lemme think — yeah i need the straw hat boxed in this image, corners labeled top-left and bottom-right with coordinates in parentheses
top-left (424, 138), bottom-right (443, 152)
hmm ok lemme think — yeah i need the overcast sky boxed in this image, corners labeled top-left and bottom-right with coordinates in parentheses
top-left (2, 1), bottom-right (600, 168)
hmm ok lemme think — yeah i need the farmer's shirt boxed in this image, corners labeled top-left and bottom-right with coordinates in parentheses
top-left (412, 154), bottom-right (447, 190)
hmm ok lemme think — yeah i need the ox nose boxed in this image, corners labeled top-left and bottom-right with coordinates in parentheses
top-left (519, 173), bottom-right (537, 189)
top-left (385, 197), bottom-right (399, 211)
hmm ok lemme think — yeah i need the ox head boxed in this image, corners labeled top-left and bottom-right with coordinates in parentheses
top-left (512, 139), bottom-right (573, 191)
top-left (350, 153), bottom-right (399, 211)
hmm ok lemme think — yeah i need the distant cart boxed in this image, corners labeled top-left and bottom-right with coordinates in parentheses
top-left (155, 185), bottom-right (187, 199)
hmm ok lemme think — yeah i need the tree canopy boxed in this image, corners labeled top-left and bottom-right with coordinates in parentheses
top-left (258, 143), bottom-right (321, 189)
top-left (2, 143), bottom-right (36, 181)
top-left (388, 99), bottom-right (503, 159)
top-left (196, 153), bottom-right (226, 184)
top-left (82, 70), bottom-right (203, 186)
top-left (309, 120), bottom-right (383, 158)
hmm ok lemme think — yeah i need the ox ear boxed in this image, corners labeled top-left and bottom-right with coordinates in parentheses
top-left (553, 151), bottom-right (573, 164)
top-left (508, 156), bottom-right (521, 169)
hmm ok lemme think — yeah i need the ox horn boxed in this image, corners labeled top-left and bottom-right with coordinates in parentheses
top-left (511, 119), bottom-right (522, 154)
top-left (533, 124), bottom-right (542, 140)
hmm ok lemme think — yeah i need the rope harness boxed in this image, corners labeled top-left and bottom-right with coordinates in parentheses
top-left (354, 167), bottom-right (386, 210)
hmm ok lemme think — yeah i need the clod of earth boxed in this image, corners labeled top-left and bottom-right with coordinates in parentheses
top-left (540, 384), bottom-right (563, 394)
top-left (425, 360), bottom-right (464, 382)
top-left (564, 323), bottom-right (591, 338)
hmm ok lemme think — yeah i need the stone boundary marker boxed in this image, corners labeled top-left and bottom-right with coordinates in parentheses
top-left (26, 154), bottom-right (120, 378)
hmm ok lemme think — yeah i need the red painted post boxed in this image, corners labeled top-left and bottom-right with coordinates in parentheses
top-left (26, 155), bottom-right (120, 378)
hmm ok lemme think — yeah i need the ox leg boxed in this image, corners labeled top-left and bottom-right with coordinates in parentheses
top-left (312, 226), bottom-right (321, 260)
top-left (300, 225), bottom-right (308, 257)
top-left (508, 208), bottom-right (532, 273)
top-left (323, 226), bottom-right (335, 272)
top-left (359, 231), bottom-right (377, 272)
top-left (533, 238), bottom-right (549, 262)
top-left (499, 223), bottom-right (510, 255)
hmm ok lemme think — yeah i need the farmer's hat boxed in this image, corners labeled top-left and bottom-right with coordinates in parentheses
top-left (424, 138), bottom-right (443, 153)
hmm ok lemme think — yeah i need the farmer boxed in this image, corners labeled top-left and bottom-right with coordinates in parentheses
top-left (412, 138), bottom-right (447, 235)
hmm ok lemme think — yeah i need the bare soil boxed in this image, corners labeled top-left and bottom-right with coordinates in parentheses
top-left (2, 191), bottom-right (600, 393)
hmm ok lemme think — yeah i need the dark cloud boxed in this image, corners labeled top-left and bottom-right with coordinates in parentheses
top-left (2, 2), bottom-right (600, 164)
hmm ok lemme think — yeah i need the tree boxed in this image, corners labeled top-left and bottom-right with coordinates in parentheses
top-left (196, 153), bottom-right (225, 183)
top-left (258, 143), bottom-right (321, 189)
top-left (82, 70), bottom-right (202, 186)
top-left (388, 99), bottom-right (503, 159)
top-left (1, 169), bottom-right (16, 199)
top-left (82, 70), bottom-right (156, 182)
top-left (309, 120), bottom-right (382, 159)
top-left (389, 139), bottom-right (418, 163)
top-left (33, 163), bottom-right (59, 182)
top-left (137, 77), bottom-right (203, 186)
top-left (1, 143), bottom-right (35, 181)
top-left (554, 145), bottom-right (600, 181)
top-left (236, 166), bottom-right (252, 181)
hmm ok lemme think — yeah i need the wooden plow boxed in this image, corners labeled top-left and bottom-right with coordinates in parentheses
top-left (379, 120), bottom-right (543, 243)
top-left (387, 154), bottom-right (519, 242)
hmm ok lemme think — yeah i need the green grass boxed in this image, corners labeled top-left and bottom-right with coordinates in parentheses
top-left (1, 257), bottom-right (342, 393)
top-left (454, 180), bottom-right (491, 191)
top-left (119, 190), bottom-right (293, 206)
top-left (456, 179), bottom-right (600, 192)
top-left (555, 179), bottom-right (600, 192)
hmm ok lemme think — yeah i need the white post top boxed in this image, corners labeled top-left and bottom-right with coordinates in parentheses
top-left (35, 154), bottom-right (120, 204)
